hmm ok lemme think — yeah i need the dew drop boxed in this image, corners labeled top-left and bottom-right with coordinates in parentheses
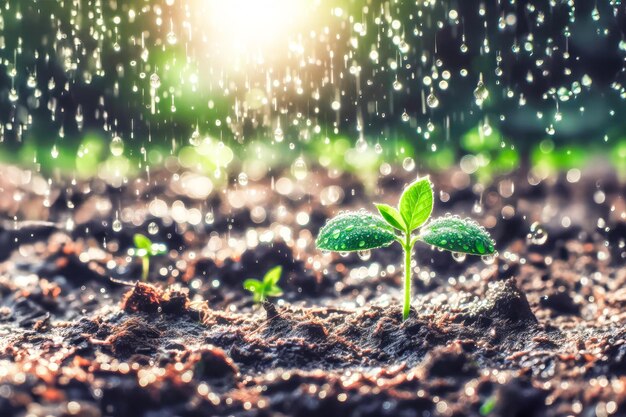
top-left (357, 250), bottom-right (371, 261)
top-left (527, 222), bottom-right (548, 245)
top-left (452, 252), bottom-right (467, 262)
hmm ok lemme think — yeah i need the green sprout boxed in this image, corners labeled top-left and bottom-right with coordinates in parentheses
top-left (316, 176), bottom-right (496, 321)
top-left (479, 396), bottom-right (497, 416)
top-left (243, 266), bottom-right (284, 303)
top-left (131, 233), bottom-right (168, 282)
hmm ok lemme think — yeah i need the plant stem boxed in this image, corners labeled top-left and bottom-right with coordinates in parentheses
top-left (142, 257), bottom-right (149, 282)
top-left (402, 234), bottom-right (413, 321)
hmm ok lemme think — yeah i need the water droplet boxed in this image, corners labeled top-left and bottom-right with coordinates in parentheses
top-left (357, 250), bottom-right (371, 261)
top-left (527, 222), bottom-right (548, 245)
top-left (474, 80), bottom-right (489, 105)
top-left (205, 212), bottom-right (215, 225)
top-left (51, 145), bottom-right (59, 159)
top-left (238, 172), bottom-right (249, 186)
top-left (274, 127), bottom-right (284, 142)
top-left (150, 73), bottom-right (161, 89)
top-left (112, 219), bottom-right (123, 232)
top-left (402, 157), bottom-right (415, 171)
top-left (452, 252), bottom-right (467, 262)
top-left (292, 157), bottom-right (308, 180)
top-left (110, 136), bottom-right (124, 156)
top-left (426, 92), bottom-right (439, 108)
top-left (189, 130), bottom-right (201, 146)
top-left (148, 222), bottom-right (159, 235)
top-left (166, 31), bottom-right (177, 45)
top-left (481, 253), bottom-right (497, 265)
top-left (356, 138), bottom-right (368, 153)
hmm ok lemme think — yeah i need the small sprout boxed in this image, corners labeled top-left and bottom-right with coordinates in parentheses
top-left (243, 266), bottom-right (284, 303)
top-left (479, 395), bottom-right (497, 416)
top-left (316, 176), bottom-right (496, 321)
top-left (131, 233), bottom-right (167, 282)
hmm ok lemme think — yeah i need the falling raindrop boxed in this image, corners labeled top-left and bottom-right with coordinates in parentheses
top-left (474, 78), bottom-right (489, 105)
top-left (150, 73), bottom-right (161, 89)
top-left (112, 219), bottom-right (123, 232)
top-left (292, 157), bottom-right (308, 180)
top-left (426, 92), bottom-right (439, 108)
top-left (355, 138), bottom-right (368, 153)
top-left (274, 127), bottom-right (284, 142)
top-left (110, 136), bottom-right (124, 156)
top-left (148, 222), bottom-right (159, 235)
top-left (402, 157), bottom-right (415, 171)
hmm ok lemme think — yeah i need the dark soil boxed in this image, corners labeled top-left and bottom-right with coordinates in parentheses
top-left (0, 164), bottom-right (625, 417)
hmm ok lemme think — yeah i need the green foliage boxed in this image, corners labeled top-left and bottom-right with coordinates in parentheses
top-left (398, 177), bottom-right (434, 231)
top-left (316, 176), bottom-right (496, 321)
top-left (421, 216), bottom-right (495, 255)
top-left (479, 396), bottom-right (497, 416)
top-left (316, 211), bottom-right (396, 251)
top-left (375, 203), bottom-right (405, 231)
top-left (132, 234), bottom-right (167, 281)
top-left (244, 266), bottom-right (284, 303)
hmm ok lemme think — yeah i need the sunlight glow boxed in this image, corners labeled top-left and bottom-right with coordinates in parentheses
top-left (193, 0), bottom-right (319, 66)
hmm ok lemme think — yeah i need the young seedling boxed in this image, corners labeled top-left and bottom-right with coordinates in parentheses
top-left (243, 266), bottom-right (284, 303)
top-left (316, 176), bottom-right (496, 321)
top-left (131, 233), bottom-right (168, 282)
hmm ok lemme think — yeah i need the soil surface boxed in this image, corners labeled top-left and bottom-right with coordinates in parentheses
top-left (0, 163), bottom-right (625, 417)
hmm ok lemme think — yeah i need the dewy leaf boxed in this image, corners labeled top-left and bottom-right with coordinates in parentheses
top-left (133, 234), bottom-right (152, 251)
top-left (316, 210), bottom-right (397, 252)
top-left (420, 216), bottom-right (496, 255)
top-left (243, 279), bottom-right (263, 293)
top-left (399, 177), bottom-right (434, 231)
top-left (263, 266), bottom-right (282, 286)
top-left (375, 203), bottom-right (406, 231)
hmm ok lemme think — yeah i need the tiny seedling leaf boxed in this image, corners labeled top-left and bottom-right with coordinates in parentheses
top-left (134, 234), bottom-right (153, 251)
top-left (316, 211), bottom-right (397, 252)
top-left (263, 265), bottom-right (282, 286)
top-left (243, 279), bottom-right (263, 292)
top-left (264, 285), bottom-right (284, 297)
top-left (399, 177), bottom-right (434, 231)
top-left (375, 203), bottom-right (406, 231)
top-left (420, 216), bottom-right (495, 255)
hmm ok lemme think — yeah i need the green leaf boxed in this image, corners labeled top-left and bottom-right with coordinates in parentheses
top-left (399, 177), bottom-right (434, 231)
top-left (316, 210), bottom-right (397, 252)
top-left (263, 266), bottom-right (282, 286)
top-left (243, 279), bottom-right (263, 293)
top-left (265, 285), bottom-right (283, 297)
top-left (419, 216), bottom-right (495, 255)
top-left (134, 234), bottom-right (153, 251)
top-left (375, 203), bottom-right (406, 231)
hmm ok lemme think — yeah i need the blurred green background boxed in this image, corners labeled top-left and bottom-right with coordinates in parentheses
top-left (0, 0), bottom-right (625, 183)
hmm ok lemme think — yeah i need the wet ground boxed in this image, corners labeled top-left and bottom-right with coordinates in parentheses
top-left (0, 163), bottom-right (624, 417)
